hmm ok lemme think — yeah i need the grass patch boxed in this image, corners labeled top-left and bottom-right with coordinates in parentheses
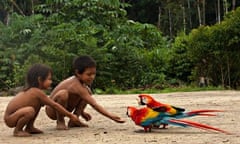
top-left (94, 86), bottom-right (226, 94)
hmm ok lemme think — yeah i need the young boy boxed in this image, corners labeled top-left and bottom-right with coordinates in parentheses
top-left (4, 64), bottom-right (81, 137)
top-left (45, 55), bottom-right (125, 130)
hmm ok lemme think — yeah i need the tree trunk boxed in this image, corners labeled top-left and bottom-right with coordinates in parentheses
top-left (182, 5), bottom-right (186, 33)
top-left (220, 65), bottom-right (225, 87)
top-left (227, 55), bottom-right (231, 88)
top-left (187, 0), bottom-right (192, 28)
top-left (232, 0), bottom-right (236, 10)
top-left (197, 0), bottom-right (202, 26)
top-left (157, 6), bottom-right (161, 30)
top-left (202, 0), bottom-right (206, 25)
top-left (223, 0), bottom-right (228, 15)
top-left (10, 0), bottom-right (25, 16)
top-left (30, 0), bottom-right (34, 14)
top-left (217, 0), bottom-right (221, 23)
top-left (4, 12), bottom-right (9, 26)
top-left (0, 10), bottom-right (9, 26)
top-left (168, 8), bottom-right (173, 39)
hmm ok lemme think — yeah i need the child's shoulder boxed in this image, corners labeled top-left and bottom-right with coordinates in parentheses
top-left (63, 76), bottom-right (79, 84)
top-left (26, 88), bottom-right (44, 95)
top-left (14, 88), bottom-right (43, 98)
top-left (28, 87), bottom-right (42, 91)
top-left (59, 76), bottom-right (82, 90)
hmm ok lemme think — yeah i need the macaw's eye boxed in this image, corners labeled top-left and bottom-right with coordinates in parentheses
top-left (142, 97), bottom-right (148, 104)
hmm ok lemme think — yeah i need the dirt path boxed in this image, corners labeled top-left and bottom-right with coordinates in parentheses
top-left (0, 91), bottom-right (239, 144)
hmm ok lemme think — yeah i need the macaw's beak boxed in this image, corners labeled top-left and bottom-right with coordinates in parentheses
top-left (137, 97), bottom-right (146, 105)
top-left (136, 98), bottom-right (141, 105)
top-left (126, 107), bottom-right (130, 117)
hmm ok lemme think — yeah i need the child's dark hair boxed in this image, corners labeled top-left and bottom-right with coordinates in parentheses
top-left (24, 63), bottom-right (52, 91)
top-left (73, 55), bottom-right (96, 75)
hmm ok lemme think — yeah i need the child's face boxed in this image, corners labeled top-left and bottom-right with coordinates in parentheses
top-left (78, 67), bottom-right (96, 85)
top-left (40, 72), bottom-right (52, 89)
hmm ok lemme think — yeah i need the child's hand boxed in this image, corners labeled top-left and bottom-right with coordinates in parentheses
top-left (70, 114), bottom-right (81, 125)
top-left (81, 112), bottom-right (92, 121)
top-left (68, 115), bottom-right (89, 128)
top-left (112, 115), bottom-right (125, 123)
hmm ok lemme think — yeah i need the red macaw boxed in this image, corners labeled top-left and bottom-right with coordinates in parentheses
top-left (138, 94), bottom-right (224, 128)
top-left (127, 106), bottom-right (230, 134)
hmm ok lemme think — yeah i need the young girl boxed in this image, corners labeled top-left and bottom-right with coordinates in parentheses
top-left (45, 55), bottom-right (125, 130)
top-left (4, 64), bottom-right (81, 137)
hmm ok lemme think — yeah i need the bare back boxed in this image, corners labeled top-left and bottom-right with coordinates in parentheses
top-left (4, 88), bottom-right (44, 117)
top-left (49, 76), bottom-right (90, 111)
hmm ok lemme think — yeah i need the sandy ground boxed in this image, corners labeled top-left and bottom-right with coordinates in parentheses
top-left (0, 91), bottom-right (240, 144)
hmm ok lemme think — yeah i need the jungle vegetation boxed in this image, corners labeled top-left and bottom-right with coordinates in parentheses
top-left (0, 0), bottom-right (240, 94)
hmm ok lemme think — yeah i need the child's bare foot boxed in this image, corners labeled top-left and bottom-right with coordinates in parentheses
top-left (56, 122), bottom-right (69, 130)
top-left (14, 130), bottom-right (31, 137)
top-left (68, 120), bottom-right (88, 128)
top-left (25, 127), bottom-right (43, 134)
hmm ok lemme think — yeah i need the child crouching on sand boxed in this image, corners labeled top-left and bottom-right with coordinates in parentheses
top-left (45, 55), bottom-right (125, 130)
top-left (4, 64), bottom-right (81, 137)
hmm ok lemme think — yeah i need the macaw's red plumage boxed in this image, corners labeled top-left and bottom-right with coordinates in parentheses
top-left (127, 106), bottom-right (162, 132)
top-left (127, 106), bottom-right (230, 134)
top-left (138, 94), bottom-right (225, 128)
top-left (138, 94), bottom-right (185, 115)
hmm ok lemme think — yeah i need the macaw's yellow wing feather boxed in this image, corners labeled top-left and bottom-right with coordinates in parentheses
top-left (145, 109), bottom-right (160, 118)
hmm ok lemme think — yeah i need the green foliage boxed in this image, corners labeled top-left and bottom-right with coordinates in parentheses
top-left (125, 0), bottom-right (240, 37)
top-left (1, 1), bottom-right (240, 93)
top-left (0, 0), bottom-right (168, 92)
top-left (184, 7), bottom-right (240, 88)
top-left (168, 32), bottom-right (193, 83)
top-left (0, 13), bottom-right (47, 89)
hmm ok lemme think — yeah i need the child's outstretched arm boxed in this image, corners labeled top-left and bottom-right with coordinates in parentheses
top-left (79, 87), bottom-right (125, 123)
top-left (35, 88), bottom-right (82, 125)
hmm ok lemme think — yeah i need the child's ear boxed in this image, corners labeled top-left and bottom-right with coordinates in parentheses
top-left (38, 77), bottom-right (42, 83)
top-left (75, 69), bottom-right (79, 75)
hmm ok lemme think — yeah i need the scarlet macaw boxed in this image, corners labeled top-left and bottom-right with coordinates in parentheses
top-left (127, 106), bottom-right (230, 134)
top-left (138, 94), bottom-right (223, 128)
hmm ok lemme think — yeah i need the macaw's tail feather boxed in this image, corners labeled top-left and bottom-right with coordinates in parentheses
top-left (174, 110), bottom-right (224, 119)
top-left (168, 119), bottom-right (231, 134)
top-left (186, 109), bottom-right (224, 117)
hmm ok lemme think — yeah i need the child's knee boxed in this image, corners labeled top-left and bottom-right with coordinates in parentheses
top-left (24, 107), bottom-right (36, 118)
top-left (55, 90), bottom-right (69, 103)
